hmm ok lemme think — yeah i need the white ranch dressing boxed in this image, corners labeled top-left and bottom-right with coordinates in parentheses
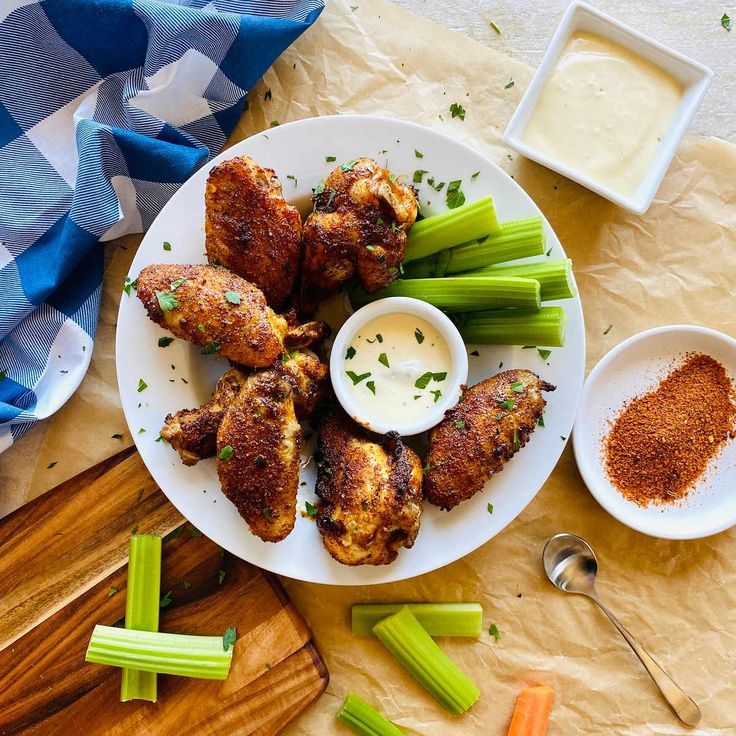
top-left (342, 313), bottom-right (451, 426)
top-left (523, 32), bottom-right (683, 197)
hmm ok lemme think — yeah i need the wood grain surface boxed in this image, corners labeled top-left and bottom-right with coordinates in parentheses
top-left (0, 448), bottom-right (328, 736)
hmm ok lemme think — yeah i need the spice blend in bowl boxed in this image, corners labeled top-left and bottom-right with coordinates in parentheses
top-left (604, 353), bottom-right (736, 506)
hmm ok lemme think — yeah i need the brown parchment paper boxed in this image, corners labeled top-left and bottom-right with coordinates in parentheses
top-left (2, 0), bottom-right (736, 732)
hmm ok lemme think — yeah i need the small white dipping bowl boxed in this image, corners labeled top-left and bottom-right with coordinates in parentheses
top-left (330, 297), bottom-right (468, 436)
top-left (573, 325), bottom-right (736, 540)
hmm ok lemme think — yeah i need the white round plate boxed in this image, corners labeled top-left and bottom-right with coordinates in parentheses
top-left (116, 114), bottom-right (585, 584)
top-left (573, 325), bottom-right (736, 540)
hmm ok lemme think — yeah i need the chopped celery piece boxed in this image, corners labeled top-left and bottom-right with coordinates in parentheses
top-left (372, 607), bottom-right (480, 714)
top-left (121, 534), bottom-right (161, 702)
top-left (351, 277), bottom-right (541, 312)
top-left (403, 217), bottom-right (544, 277)
top-left (336, 693), bottom-right (406, 736)
top-left (86, 625), bottom-right (233, 680)
top-left (457, 306), bottom-right (566, 347)
top-left (352, 603), bottom-right (483, 637)
top-left (459, 259), bottom-right (575, 301)
top-left (406, 197), bottom-right (499, 262)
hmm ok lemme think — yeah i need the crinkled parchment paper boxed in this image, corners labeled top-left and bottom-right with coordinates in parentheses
top-left (2, 0), bottom-right (735, 732)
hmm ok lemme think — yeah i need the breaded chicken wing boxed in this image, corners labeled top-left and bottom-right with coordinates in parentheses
top-left (136, 264), bottom-right (326, 368)
top-left (315, 410), bottom-right (423, 566)
top-left (205, 155), bottom-right (302, 310)
top-left (299, 158), bottom-right (418, 314)
top-left (161, 367), bottom-right (246, 466)
top-left (217, 369), bottom-right (300, 542)
top-left (279, 349), bottom-right (329, 418)
top-left (424, 370), bottom-right (555, 510)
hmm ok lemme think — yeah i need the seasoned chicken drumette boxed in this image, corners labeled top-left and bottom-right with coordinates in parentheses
top-left (424, 370), bottom-right (555, 510)
top-left (299, 158), bottom-right (418, 314)
top-left (136, 264), bottom-right (327, 367)
top-left (315, 410), bottom-right (423, 566)
top-left (161, 351), bottom-right (328, 467)
top-left (217, 368), bottom-right (301, 542)
top-left (205, 155), bottom-right (302, 310)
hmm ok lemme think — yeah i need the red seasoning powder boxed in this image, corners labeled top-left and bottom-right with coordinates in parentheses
top-left (604, 353), bottom-right (736, 506)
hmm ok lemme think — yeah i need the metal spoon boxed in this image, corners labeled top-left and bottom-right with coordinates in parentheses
top-left (542, 533), bottom-right (701, 726)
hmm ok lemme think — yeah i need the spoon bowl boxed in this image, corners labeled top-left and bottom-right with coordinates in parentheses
top-left (542, 533), bottom-right (599, 595)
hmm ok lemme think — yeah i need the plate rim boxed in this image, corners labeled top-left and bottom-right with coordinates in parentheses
top-left (116, 113), bottom-right (587, 584)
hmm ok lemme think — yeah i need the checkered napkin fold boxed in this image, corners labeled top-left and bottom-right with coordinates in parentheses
top-left (0, 0), bottom-right (323, 453)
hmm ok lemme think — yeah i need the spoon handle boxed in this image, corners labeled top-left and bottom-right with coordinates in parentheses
top-left (592, 596), bottom-right (701, 726)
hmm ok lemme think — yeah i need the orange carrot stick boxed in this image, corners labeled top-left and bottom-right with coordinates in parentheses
top-left (507, 685), bottom-right (554, 736)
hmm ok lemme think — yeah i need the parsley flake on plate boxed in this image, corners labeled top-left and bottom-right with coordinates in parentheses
top-left (224, 290), bottom-right (241, 304)
top-left (201, 341), bottom-right (221, 355)
top-left (163, 241), bottom-right (172, 251)
top-left (326, 155), bottom-right (336, 162)
top-left (378, 352), bottom-right (390, 368)
top-left (431, 389), bottom-right (442, 403)
top-left (603, 324), bottom-right (613, 335)
top-left (158, 336), bottom-right (174, 348)
top-left (155, 290), bottom-right (178, 312)
top-left (490, 21), bottom-right (501, 34)
top-left (414, 371), bottom-right (433, 389)
top-left (497, 399), bottom-right (515, 410)
top-left (432, 372), bottom-right (447, 382)
top-left (341, 159), bottom-right (359, 172)
top-left (413, 169), bottom-right (428, 183)
top-left (223, 626), bottom-right (237, 652)
top-left (722, 12), bottom-right (732, 31)
top-left (446, 179), bottom-right (465, 209)
top-left (170, 277), bottom-right (187, 290)
top-left (346, 346), bottom-right (356, 360)
top-left (504, 80), bottom-right (515, 89)
top-left (137, 378), bottom-right (148, 393)
top-left (366, 380), bottom-right (376, 395)
top-left (46, 461), bottom-right (57, 470)
top-left (219, 569), bottom-right (226, 585)
top-left (414, 149), bottom-right (424, 158)
top-left (538, 348), bottom-right (552, 360)
top-left (449, 102), bottom-right (466, 120)
top-left (346, 370), bottom-right (371, 385)
top-left (305, 501), bottom-right (318, 516)
top-left (455, 420), bottom-right (465, 429)
top-left (219, 445), bottom-right (234, 461)
top-left (510, 381), bottom-right (524, 393)
top-left (489, 623), bottom-right (501, 640)
top-left (487, 502), bottom-right (494, 514)
top-left (123, 276), bottom-right (137, 296)
top-left (264, 89), bottom-right (272, 100)
top-left (414, 328), bottom-right (425, 344)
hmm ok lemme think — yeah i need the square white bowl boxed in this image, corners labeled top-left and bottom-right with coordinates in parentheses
top-left (502, 1), bottom-right (713, 214)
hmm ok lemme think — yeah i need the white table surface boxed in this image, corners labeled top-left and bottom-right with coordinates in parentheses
top-left (393, 0), bottom-right (735, 141)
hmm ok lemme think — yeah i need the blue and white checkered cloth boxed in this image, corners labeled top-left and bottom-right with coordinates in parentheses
top-left (0, 0), bottom-right (323, 453)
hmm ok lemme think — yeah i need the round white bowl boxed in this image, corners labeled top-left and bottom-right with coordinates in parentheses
top-left (573, 325), bottom-right (736, 540)
top-left (329, 297), bottom-right (468, 435)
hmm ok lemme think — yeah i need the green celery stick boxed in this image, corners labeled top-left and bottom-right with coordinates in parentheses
top-left (120, 534), bottom-right (161, 702)
top-left (372, 607), bottom-right (480, 714)
top-left (405, 197), bottom-right (499, 262)
top-left (86, 625), bottom-right (233, 680)
top-left (458, 259), bottom-right (575, 301)
top-left (352, 603), bottom-right (483, 637)
top-left (350, 276), bottom-right (541, 312)
top-left (336, 693), bottom-right (406, 736)
top-left (457, 306), bottom-right (566, 347)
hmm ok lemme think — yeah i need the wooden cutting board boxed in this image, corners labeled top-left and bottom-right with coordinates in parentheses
top-left (0, 447), bottom-right (329, 736)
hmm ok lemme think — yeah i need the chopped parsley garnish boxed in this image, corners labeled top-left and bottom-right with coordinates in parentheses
top-left (197, 323), bottom-right (206, 333)
top-left (286, 174), bottom-right (297, 186)
top-left (155, 290), bottom-right (178, 311)
top-left (546, 246), bottom-right (553, 256)
top-left (376, 333), bottom-right (383, 343)
top-left (123, 276), bottom-right (137, 296)
top-left (497, 399), bottom-right (515, 410)
top-left (270, 120), bottom-right (280, 127)
top-left (413, 169), bottom-right (428, 183)
top-left (218, 569), bottom-right (226, 585)
top-left (603, 324), bottom-right (613, 335)
top-left (490, 20), bottom-right (501, 34)
top-left (361, 500), bottom-right (369, 511)
top-left (538, 348), bottom-right (552, 360)
top-left (346, 346), bottom-right (356, 360)
top-left (446, 179), bottom-right (465, 209)
top-left (346, 370), bottom-right (371, 385)
top-left (341, 159), bottom-right (359, 172)
top-left (423, 463), bottom-right (436, 473)
top-left (449, 102), bottom-right (466, 120)
top-left (471, 171), bottom-right (480, 181)
top-left (415, 371), bottom-right (433, 389)
top-left (432, 372), bottom-right (447, 381)
top-left (487, 502), bottom-right (494, 514)
top-left (305, 501), bottom-right (318, 516)
top-left (224, 290), bottom-right (241, 304)
top-left (138, 428), bottom-right (145, 435)
top-left (414, 149), bottom-right (424, 158)
top-left (218, 445), bottom-right (234, 461)
top-left (222, 626), bottom-right (237, 652)
top-left (313, 179), bottom-right (326, 196)
top-left (131, 524), bottom-right (139, 534)
top-left (137, 378), bottom-right (148, 393)
top-left (510, 381), bottom-right (524, 393)
top-left (431, 389), bottom-right (442, 403)
top-left (561, 435), bottom-right (567, 441)
top-left (504, 80), bottom-right (515, 89)
top-left (388, 173), bottom-right (398, 182)
top-left (427, 177), bottom-right (445, 192)
top-left (489, 623), bottom-right (501, 640)
top-left (378, 352), bottom-right (390, 368)
top-left (414, 395), bottom-right (421, 400)
top-left (201, 341), bottom-right (221, 355)
top-left (107, 586), bottom-right (119, 597)
top-left (722, 12), bottom-right (732, 31)
top-left (264, 89), bottom-right (272, 100)
top-left (0, 370), bottom-right (6, 382)
top-left (111, 433), bottom-right (124, 439)
top-left (512, 429), bottom-right (520, 451)
top-left (170, 277), bottom-right (187, 290)
top-left (262, 507), bottom-right (272, 519)
top-left (159, 591), bottom-right (172, 609)
top-left (470, 350), bottom-right (479, 357)
top-left (158, 336), bottom-right (174, 348)
top-left (455, 420), bottom-right (465, 429)
top-left (163, 241), bottom-right (172, 251)
top-left (188, 526), bottom-right (203, 538)
top-left (325, 155), bottom-right (336, 162)
top-left (538, 414), bottom-right (545, 427)
top-left (414, 328), bottom-right (425, 344)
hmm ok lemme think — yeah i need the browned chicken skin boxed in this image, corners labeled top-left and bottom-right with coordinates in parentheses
top-left (217, 369), bottom-right (301, 543)
top-left (315, 410), bottom-right (423, 566)
top-left (136, 264), bottom-right (326, 368)
top-left (424, 370), bottom-right (555, 510)
top-left (205, 155), bottom-right (302, 310)
top-left (299, 158), bottom-right (418, 314)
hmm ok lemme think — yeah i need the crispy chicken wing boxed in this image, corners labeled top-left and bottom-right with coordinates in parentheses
top-left (217, 369), bottom-right (300, 542)
top-left (424, 370), bottom-right (555, 510)
top-left (280, 349), bottom-right (329, 418)
top-left (136, 264), bottom-right (326, 368)
top-left (315, 410), bottom-right (423, 566)
top-left (205, 155), bottom-right (302, 310)
top-left (161, 367), bottom-right (246, 466)
top-left (299, 158), bottom-right (418, 314)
